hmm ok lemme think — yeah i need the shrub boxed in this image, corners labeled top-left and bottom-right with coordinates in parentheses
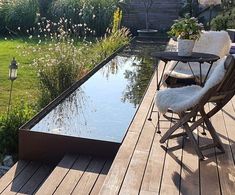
top-left (49, 0), bottom-right (118, 36)
top-left (211, 7), bottom-right (235, 30)
top-left (38, 0), bottom-right (53, 17)
top-left (0, 100), bottom-right (37, 156)
top-left (1, 0), bottom-right (39, 33)
top-left (28, 24), bottom-right (86, 107)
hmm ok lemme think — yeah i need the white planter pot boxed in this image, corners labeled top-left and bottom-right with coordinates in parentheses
top-left (177, 39), bottom-right (195, 57)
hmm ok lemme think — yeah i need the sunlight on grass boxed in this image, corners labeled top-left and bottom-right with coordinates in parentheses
top-left (0, 39), bottom-right (38, 112)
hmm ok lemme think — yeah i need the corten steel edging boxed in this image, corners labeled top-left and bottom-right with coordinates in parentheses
top-left (19, 129), bottom-right (120, 165)
top-left (20, 40), bottom-right (134, 130)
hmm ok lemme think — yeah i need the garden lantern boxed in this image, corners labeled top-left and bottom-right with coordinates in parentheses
top-left (9, 57), bottom-right (18, 81)
top-left (7, 58), bottom-right (18, 118)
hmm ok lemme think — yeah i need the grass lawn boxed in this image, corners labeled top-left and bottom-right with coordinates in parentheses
top-left (0, 39), bottom-right (38, 113)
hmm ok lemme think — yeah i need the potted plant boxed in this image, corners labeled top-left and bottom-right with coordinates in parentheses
top-left (168, 14), bottom-right (204, 56)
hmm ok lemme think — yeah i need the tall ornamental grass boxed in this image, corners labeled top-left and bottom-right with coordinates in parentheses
top-left (23, 15), bottom-right (130, 107)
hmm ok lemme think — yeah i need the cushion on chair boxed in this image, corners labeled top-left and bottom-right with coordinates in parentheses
top-left (193, 31), bottom-right (231, 58)
top-left (156, 56), bottom-right (227, 114)
top-left (164, 31), bottom-right (231, 83)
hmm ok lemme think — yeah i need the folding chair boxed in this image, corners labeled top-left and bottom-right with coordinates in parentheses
top-left (156, 55), bottom-right (235, 159)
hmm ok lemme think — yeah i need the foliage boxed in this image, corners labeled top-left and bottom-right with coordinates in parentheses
top-left (25, 21), bottom-right (86, 107)
top-left (112, 7), bottom-right (122, 33)
top-left (0, 100), bottom-right (37, 156)
top-left (168, 14), bottom-right (204, 40)
top-left (24, 16), bottom-right (131, 107)
top-left (0, 0), bottom-right (119, 37)
top-left (38, 0), bottom-right (53, 17)
top-left (85, 27), bottom-right (131, 69)
top-left (48, 0), bottom-right (118, 36)
top-left (211, 7), bottom-right (235, 30)
top-left (0, 0), bottom-right (39, 34)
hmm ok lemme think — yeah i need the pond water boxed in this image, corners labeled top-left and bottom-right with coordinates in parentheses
top-left (31, 39), bottom-right (170, 143)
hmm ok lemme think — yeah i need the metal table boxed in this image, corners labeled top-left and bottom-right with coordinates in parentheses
top-left (151, 52), bottom-right (220, 89)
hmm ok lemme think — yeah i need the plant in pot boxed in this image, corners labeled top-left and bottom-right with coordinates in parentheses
top-left (168, 14), bottom-right (204, 56)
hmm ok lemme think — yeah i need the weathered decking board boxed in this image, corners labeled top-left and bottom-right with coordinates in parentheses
top-left (0, 161), bottom-right (53, 195)
top-left (99, 53), bottom-right (235, 194)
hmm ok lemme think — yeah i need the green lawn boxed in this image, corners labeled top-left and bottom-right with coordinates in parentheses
top-left (0, 39), bottom-right (38, 113)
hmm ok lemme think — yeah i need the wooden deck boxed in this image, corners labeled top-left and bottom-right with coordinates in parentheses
top-left (0, 161), bottom-right (53, 194)
top-left (1, 46), bottom-right (235, 194)
top-left (99, 60), bottom-right (235, 195)
top-left (0, 155), bottom-right (112, 194)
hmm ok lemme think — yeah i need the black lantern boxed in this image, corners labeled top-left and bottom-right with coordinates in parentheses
top-left (9, 57), bottom-right (18, 81)
top-left (7, 58), bottom-right (18, 118)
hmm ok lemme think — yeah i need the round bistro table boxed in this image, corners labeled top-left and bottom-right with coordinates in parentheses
top-left (151, 51), bottom-right (220, 88)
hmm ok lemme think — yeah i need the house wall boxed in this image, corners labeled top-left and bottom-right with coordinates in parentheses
top-left (121, 0), bottom-right (181, 33)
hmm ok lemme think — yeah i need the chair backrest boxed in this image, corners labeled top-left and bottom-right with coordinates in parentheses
top-left (216, 55), bottom-right (235, 93)
top-left (208, 55), bottom-right (235, 103)
top-left (194, 55), bottom-right (235, 107)
top-left (193, 31), bottom-right (231, 58)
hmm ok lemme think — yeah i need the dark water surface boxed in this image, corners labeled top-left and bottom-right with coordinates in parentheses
top-left (31, 39), bottom-right (169, 143)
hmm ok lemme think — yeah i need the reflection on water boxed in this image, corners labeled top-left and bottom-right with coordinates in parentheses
top-left (31, 40), bottom-right (167, 143)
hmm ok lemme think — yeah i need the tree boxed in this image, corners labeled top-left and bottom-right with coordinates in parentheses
top-left (143, 0), bottom-right (154, 30)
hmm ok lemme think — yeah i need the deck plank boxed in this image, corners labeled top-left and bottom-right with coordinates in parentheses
top-left (140, 113), bottom-right (170, 194)
top-left (35, 155), bottom-right (77, 195)
top-left (159, 137), bottom-right (183, 194)
top-left (119, 112), bottom-right (157, 194)
top-left (199, 105), bottom-right (220, 195)
top-left (180, 134), bottom-right (200, 195)
top-left (1, 161), bottom-right (41, 195)
top-left (0, 161), bottom-right (28, 193)
top-left (99, 64), bottom-right (158, 195)
top-left (223, 99), bottom-right (235, 159)
top-left (98, 131), bottom-right (139, 195)
top-left (218, 102), bottom-right (235, 195)
top-left (17, 164), bottom-right (52, 195)
top-left (54, 155), bottom-right (91, 195)
top-left (90, 160), bottom-right (113, 195)
top-left (71, 158), bottom-right (106, 195)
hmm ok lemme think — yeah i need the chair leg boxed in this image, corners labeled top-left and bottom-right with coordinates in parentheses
top-left (182, 122), bottom-right (204, 160)
top-left (160, 121), bottom-right (183, 143)
top-left (160, 111), bottom-right (197, 143)
top-left (200, 109), bottom-right (225, 153)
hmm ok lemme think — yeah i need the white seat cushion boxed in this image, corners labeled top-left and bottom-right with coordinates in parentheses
top-left (156, 57), bottom-right (226, 113)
